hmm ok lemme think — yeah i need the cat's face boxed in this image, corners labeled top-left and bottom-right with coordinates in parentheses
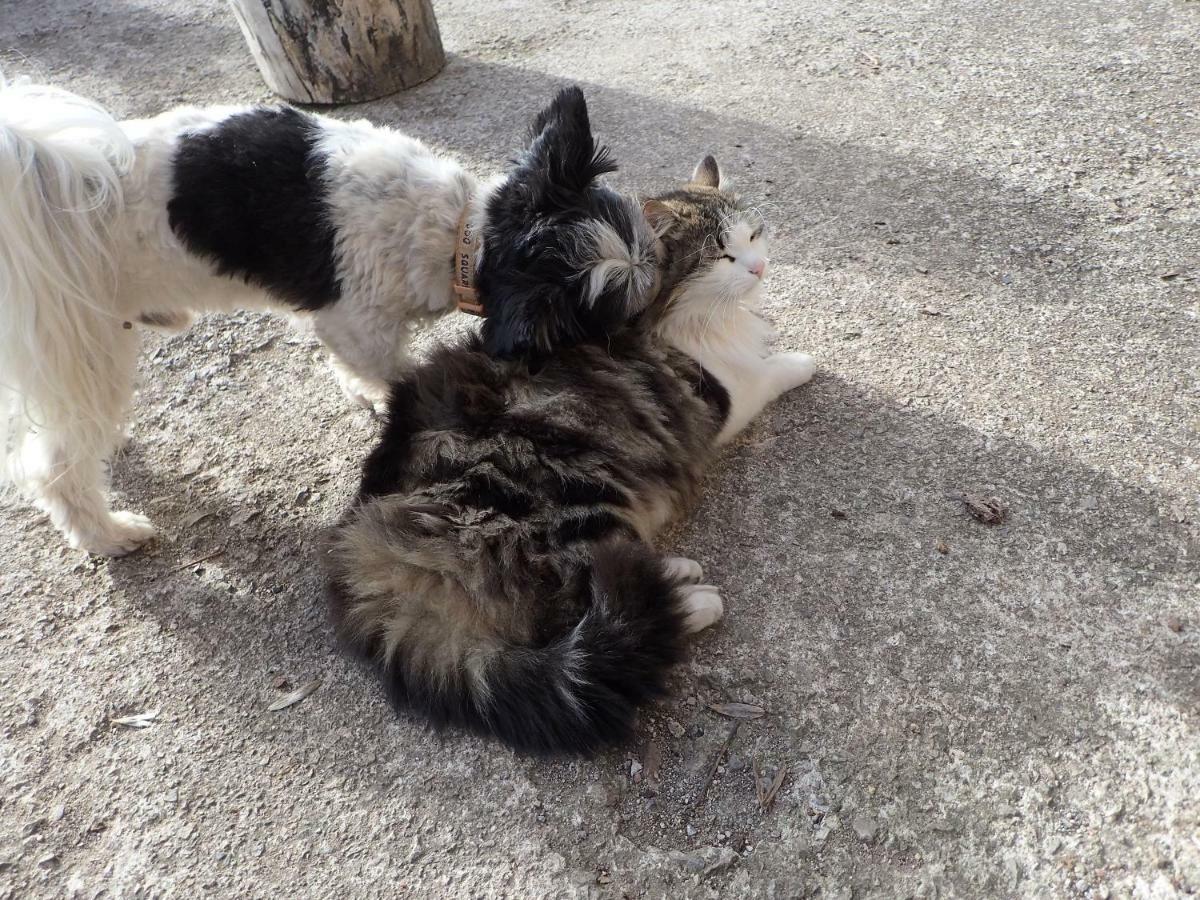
top-left (642, 156), bottom-right (769, 325)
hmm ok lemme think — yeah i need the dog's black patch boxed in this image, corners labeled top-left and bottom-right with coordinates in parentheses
top-left (168, 107), bottom-right (341, 310)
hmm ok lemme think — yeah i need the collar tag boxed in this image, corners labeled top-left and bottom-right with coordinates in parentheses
top-left (453, 205), bottom-right (484, 316)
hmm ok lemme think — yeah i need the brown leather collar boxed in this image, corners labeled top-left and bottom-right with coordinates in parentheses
top-left (452, 203), bottom-right (484, 316)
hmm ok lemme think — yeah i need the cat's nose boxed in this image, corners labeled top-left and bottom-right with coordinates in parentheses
top-left (747, 259), bottom-right (767, 278)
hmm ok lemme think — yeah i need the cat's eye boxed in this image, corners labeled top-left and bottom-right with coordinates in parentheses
top-left (721, 254), bottom-right (736, 263)
top-left (751, 226), bottom-right (764, 241)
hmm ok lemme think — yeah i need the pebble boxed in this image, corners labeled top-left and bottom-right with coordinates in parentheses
top-left (852, 814), bottom-right (879, 843)
top-left (704, 848), bottom-right (739, 877)
top-left (669, 847), bottom-right (739, 878)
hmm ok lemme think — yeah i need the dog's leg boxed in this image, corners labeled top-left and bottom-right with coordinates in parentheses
top-left (325, 352), bottom-right (391, 414)
top-left (16, 323), bottom-right (155, 556)
top-left (23, 436), bottom-right (155, 556)
top-left (311, 305), bottom-right (405, 414)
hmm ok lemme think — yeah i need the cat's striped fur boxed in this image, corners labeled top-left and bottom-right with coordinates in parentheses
top-left (324, 158), bottom-right (817, 754)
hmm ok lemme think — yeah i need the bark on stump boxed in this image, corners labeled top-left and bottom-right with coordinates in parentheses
top-left (229, 0), bottom-right (445, 105)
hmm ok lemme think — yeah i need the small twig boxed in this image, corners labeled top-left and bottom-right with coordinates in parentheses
top-left (156, 547), bottom-right (224, 578)
top-left (695, 722), bottom-right (739, 806)
top-left (752, 758), bottom-right (767, 807)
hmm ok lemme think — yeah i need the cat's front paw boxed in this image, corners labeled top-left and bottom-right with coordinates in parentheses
top-left (770, 352), bottom-right (817, 391)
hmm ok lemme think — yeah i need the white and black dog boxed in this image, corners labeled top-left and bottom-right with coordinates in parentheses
top-left (0, 79), bottom-right (657, 555)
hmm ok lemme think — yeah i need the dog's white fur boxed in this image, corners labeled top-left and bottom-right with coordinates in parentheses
top-left (0, 79), bottom-right (491, 555)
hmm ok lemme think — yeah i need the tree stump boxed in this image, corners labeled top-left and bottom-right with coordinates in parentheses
top-left (229, 0), bottom-right (445, 105)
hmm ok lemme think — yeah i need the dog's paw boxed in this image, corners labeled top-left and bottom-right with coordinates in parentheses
top-left (663, 556), bottom-right (704, 584)
top-left (109, 426), bottom-right (132, 455)
top-left (678, 584), bottom-right (724, 633)
top-left (339, 381), bottom-right (388, 414)
top-left (329, 362), bottom-right (389, 415)
top-left (70, 510), bottom-right (156, 557)
top-left (351, 390), bottom-right (389, 417)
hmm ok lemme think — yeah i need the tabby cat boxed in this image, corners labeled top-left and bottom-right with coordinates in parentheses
top-left (324, 156), bottom-right (816, 754)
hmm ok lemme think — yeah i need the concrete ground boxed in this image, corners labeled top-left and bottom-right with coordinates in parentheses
top-left (2, 0), bottom-right (1197, 896)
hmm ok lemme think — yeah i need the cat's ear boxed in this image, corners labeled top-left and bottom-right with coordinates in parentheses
top-left (642, 198), bottom-right (676, 233)
top-left (690, 155), bottom-right (723, 189)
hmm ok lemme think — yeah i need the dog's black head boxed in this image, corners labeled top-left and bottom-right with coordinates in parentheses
top-left (474, 87), bottom-right (657, 359)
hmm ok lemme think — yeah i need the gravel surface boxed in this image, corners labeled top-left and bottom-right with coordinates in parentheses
top-left (2, 1), bottom-right (1198, 897)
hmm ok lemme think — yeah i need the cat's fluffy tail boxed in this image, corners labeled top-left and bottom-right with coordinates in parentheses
top-left (325, 500), bottom-right (688, 755)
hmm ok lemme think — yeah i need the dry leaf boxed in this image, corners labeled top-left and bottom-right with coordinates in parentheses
top-left (708, 702), bottom-right (766, 720)
top-left (267, 678), bottom-right (322, 711)
top-left (961, 493), bottom-right (1006, 525)
top-left (229, 508), bottom-right (259, 527)
top-left (180, 510), bottom-right (211, 528)
top-left (753, 759), bottom-right (789, 812)
top-left (112, 709), bottom-right (159, 729)
top-left (762, 765), bottom-right (788, 812)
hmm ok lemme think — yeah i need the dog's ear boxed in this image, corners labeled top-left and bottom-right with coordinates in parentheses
top-left (526, 85), bottom-right (570, 143)
top-left (523, 86), bottom-right (617, 207)
top-left (690, 155), bottom-right (722, 189)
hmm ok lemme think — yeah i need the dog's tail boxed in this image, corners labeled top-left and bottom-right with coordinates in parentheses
top-left (0, 76), bottom-right (135, 485)
top-left (325, 498), bottom-right (691, 755)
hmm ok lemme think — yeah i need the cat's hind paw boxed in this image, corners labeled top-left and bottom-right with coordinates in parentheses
top-left (678, 584), bottom-right (724, 633)
top-left (663, 556), bottom-right (704, 584)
